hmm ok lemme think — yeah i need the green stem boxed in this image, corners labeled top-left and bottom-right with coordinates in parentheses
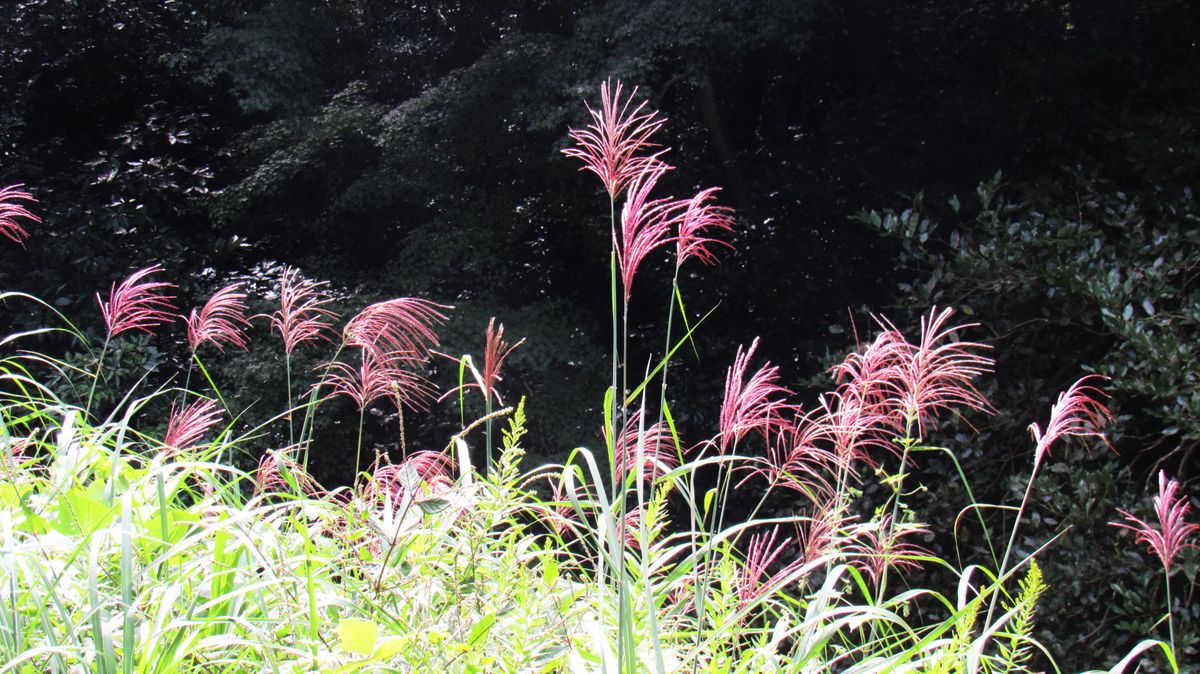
top-left (986, 455), bottom-right (1042, 628)
top-left (1165, 567), bottom-right (1176, 657)
top-left (354, 404), bottom-right (365, 487)
top-left (285, 352), bottom-right (295, 450)
top-left (86, 338), bottom-right (111, 418)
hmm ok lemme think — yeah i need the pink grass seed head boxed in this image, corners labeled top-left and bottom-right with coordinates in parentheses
top-left (185, 283), bottom-right (252, 352)
top-left (0, 184), bottom-right (41, 246)
top-left (1111, 471), bottom-right (1200, 574)
top-left (267, 267), bottom-right (339, 355)
top-left (562, 79), bottom-right (669, 198)
top-left (97, 265), bottom-right (178, 338)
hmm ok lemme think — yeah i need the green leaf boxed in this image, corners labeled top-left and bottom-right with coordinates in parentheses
top-left (467, 612), bottom-right (496, 646)
top-left (337, 618), bottom-right (379, 656)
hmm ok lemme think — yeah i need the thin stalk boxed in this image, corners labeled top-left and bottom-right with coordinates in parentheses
top-left (354, 404), bottom-right (366, 486)
top-left (877, 415), bottom-right (917, 603)
top-left (1164, 567), bottom-right (1176, 657)
top-left (85, 338), bottom-right (111, 417)
top-left (484, 395), bottom-right (493, 475)
top-left (285, 353), bottom-right (295, 449)
top-left (986, 456), bottom-right (1042, 628)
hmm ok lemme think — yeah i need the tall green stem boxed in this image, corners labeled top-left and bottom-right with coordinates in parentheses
top-left (1164, 567), bottom-right (1176, 657)
top-left (85, 338), bottom-right (111, 419)
top-left (986, 455), bottom-right (1042, 628)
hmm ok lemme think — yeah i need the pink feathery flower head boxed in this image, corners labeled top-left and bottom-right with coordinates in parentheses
top-left (343, 297), bottom-right (450, 360)
top-left (796, 504), bottom-right (848, 566)
top-left (675, 187), bottom-right (735, 267)
top-left (718, 338), bottom-right (796, 453)
top-left (745, 413), bottom-right (836, 500)
top-left (367, 450), bottom-right (455, 502)
top-left (1028, 375), bottom-right (1112, 467)
top-left (254, 447), bottom-right (321, 497)
top-left (562, 78), bottom-right (669, 198)
top-left (845, 515), bottom-right (930, 588)
top-left (97, 265), bottom-right (178, 338)
top-left (890, 307), bottom-right (993, 435)
top-left (607, 410), bottom-right (678, 484)
top-left (737, 527), bottom-right (793, 610)
top-left (1111, 471), bottom-right (1200, 574)
top-left (480, 318), bottom-right (524, 404)
top-left (0, 184), bottom-right (41, 246)
top-left (617, 162), bottom-right (685, 304)
top-left (267, 267), bottom-right (339, 355)
top-left (185, 283), bottom-right (251, 352)
top-left (320, 349), bottom-right (436, 412)
top-left (162, 398), bottom-right (223, 455)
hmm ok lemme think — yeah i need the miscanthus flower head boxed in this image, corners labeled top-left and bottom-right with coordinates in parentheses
top-left (1111, 471), bottom-right (1200, 574)
top-left (563, 78), bottom-right (668, 198)
top-left (267, 267), bottom-right (339, 355)
top-left (0, 184), bottom-right (40, 246)
top-left (186, 283), bottom-right (251, 352)
top-left (98, 265), bottom-right (177, 338)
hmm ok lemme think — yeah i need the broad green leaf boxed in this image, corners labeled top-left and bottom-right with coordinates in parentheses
top-left (337, 618), bottom-right (378, 656)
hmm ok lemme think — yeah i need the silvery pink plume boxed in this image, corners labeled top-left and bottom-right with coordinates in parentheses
top-left (562, 79), bottom-right (668, 198)
top-left (320, 349), bottom-right (436, 412)
top-left (163, 398), bottom-right (223, 454)
top-left (0, 184), bottom-right (40, 246)
top-left (1111, 471), bottom-right (1199, 573)
top-left (439, 316), bottom-right (523, 402)
top-left (890, 307), bottom-right (993, 434)
top-left (254, 447), bottom-right (321, 496)
top-left (267, 267), bottom-right (339, 355)
top-left (1028, 375), bottom-right (1112, 467)
top-left (676, 187), bottom-right (735, 267)
top-left (617, 162), bottom-right (686, 303)
top-left (185, 283), bottom-right (251, 352)
top-left (343, 297), bottom-right (450, 360)
top-left (746, 414), bottom-right (836, 499)
top-left (845, 514), bottom-right (930, 587)
top-left (718, 338), bottom-right (796, 453)
top-left (367, 450), bottom-right (455, 502)
top-left (478, 318), bottom-right (524, 404)
top-left (97, 265), bottom-right (177, 338)
top-left (796, 503), bottom-right (846, 565)
top-left (738, 527), bottom-right (806, 613)
top-left (607, 410), bottom-right (677, 484)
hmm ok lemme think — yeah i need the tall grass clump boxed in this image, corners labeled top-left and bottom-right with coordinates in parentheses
top-left (0, 78), bottom-right (1194, 674)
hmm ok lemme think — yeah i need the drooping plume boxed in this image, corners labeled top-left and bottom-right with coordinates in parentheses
top-left (0, 184), bottom-right (40, 246)
top-left (562, 79), bottom-right (668, 198)
top-left (97, 265), bottom-right (178, 338)
top-left (891, 307), bottom-right (993, 434)
top-left (617, 163), bottom-right (684, 303)
top-left (343, 297), bottom-right (450, 361)
top-left (267, 267), bottom-right (339, 355)
top-left (676, 187), bottom-right (735, 267)
top-left (606, 410), bottom-right (677, 484)
top-left (163, 398), bottom-right (223, 455)
top-left (186, 283), bottom-right (252, 352)
top-left (320, 350), bottom-right (436, 412)
top-left (1028, 375), bottom-right (1112, 467)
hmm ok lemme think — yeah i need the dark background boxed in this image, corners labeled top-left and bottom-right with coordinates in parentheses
top-left (2, 1), bottom-right (1198, 668)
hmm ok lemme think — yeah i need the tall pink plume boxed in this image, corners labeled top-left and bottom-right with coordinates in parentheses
top-left (617, 162), bottom-right (684, 303)
top-left (343, 297), bottom-right (450, 360)
top-left (267, 267), bottom-right (339, 355)
top-left (97, 265), bottom-right (177, 338)
top-left (1029, 375), bottom-right (1112, 466)
top-left (321, 349), bottom-right (436, 412)
top-left (718, 338), bottom-right (795, 453)
top-left (254, 447), bottom-right (321, 497)
top-left (163, 398), bottom-right (223, 454)
top-left (676, 187), bottom-right (735, 267)
top-left (891, 307), bottom-right (993, 435)
top-left (562, 79), bottom-right (668, 198)
top-left (0, 184), bottom-right (41, 246)
top-left (1111, 471), bottom-right (1200, 573)
top-left (480, 318), bottom-right (523, 404)
top-left (186, 283), bottom-right (252, 352)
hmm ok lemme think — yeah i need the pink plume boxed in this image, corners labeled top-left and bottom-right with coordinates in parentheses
top-left (562, 79), bottom-right (668, 198)
top-left (97, 265), bottom-right (177, 338)
top-left (185, 283), bottom-right (251, 352)
top-left (0, 184), bottom-right (40, 246)
top-left (163, 398), bottom-right (223, 454)
top-left (267, 267), bottom-right (339, 355)
top-left (1111, 471), bottom-right (1200, 574)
